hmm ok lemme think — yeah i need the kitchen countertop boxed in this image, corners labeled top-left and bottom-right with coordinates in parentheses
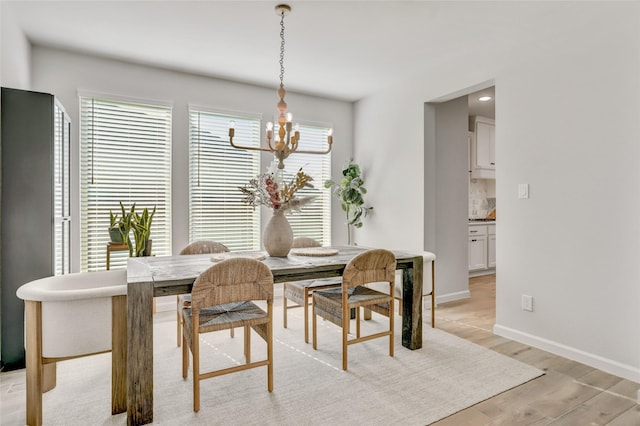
top-left (469, 219), bottom-right (496, 225)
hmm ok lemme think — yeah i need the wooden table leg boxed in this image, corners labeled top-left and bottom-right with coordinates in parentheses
top-left (112, 295), bottom-right (127, 414)
top-left (25, 301), bottom-right (43, 426)
top-left (401, 256), bottom-right (423, 349)
top-left (127, 281), bottom-right (154, 425)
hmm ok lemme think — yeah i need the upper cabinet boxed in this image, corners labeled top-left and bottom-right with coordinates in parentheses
top-left (470, 116), bottom-right (495, 179)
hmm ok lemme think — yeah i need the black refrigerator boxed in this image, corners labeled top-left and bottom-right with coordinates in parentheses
top-left (0, 87), bottom-right (71, 370)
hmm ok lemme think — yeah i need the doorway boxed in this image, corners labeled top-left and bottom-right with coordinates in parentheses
top-left (423, 83), bottom-right (496, 332)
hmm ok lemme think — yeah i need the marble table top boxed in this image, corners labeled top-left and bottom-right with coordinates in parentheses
top-left (126, 246), bottom-right (420, 286)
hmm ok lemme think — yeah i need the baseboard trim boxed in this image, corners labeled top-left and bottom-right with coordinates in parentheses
top-left (493, 324), bottom-right (640, 383)
top-left (435, 290), bottom-right (470, 305)
top-left (469, 268), bottom-right (496, 278)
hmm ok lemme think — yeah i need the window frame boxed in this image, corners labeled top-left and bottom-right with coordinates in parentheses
top-left (78, 93), bottom-right (173, 272)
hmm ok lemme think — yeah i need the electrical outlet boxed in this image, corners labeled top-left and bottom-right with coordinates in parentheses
top-left (522, 295), bottom-right (533, 312)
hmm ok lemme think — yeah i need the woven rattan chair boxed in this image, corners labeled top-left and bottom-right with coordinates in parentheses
top-left (283, 237), bottom-right (342, 343)
top-left (367, 251), bottom-right (436, 327)
top-left (176, 241), bottom-right (230, 346)
top-left (181, 258), bottom-right (274, 412)
top-left (312, 249), bottom-right (396, 370)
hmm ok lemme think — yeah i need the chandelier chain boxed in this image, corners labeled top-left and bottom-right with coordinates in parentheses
top-left (279, 10), bottom-right (285, 87)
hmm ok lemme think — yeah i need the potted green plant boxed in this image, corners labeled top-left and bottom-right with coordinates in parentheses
top-left (324, 160), bottom-right (373, 245)
top-left (132, 206), bottom-right (156, 257)
top-left (109, 210), bottom-right (123, 243)
top-left (109, 202), bottom-right (135, 254)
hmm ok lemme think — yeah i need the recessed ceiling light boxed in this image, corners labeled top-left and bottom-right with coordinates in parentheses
top-left (478, 96), bottom-right (492, 102)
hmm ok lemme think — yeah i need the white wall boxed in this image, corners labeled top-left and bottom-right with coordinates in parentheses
top-left (29, 47), bottom-right (353, 271)
top-left (494, 9), bottom-right (640, 378)
top-left (434, 97), bottom-right (470, 302)
top-left (0, 3), bottom-right (31, 89)
top-left (353, 83), bottom-right (425, 251)
top-left (354, 4), bottom-right (640, 381)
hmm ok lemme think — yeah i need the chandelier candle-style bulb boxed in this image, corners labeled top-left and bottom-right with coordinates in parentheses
top-left (266, 122), bottom-right (274, 142)
top-left (227, 3), bottom-right (333, 169)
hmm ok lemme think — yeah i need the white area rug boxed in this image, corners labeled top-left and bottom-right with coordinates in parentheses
top-left (23, 304), bottom-right (542, 425)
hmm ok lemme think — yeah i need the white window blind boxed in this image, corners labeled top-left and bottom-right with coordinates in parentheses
top-left (281, 124), bottom-right (332, 246)
top-left (189, 109), bottom-right (260, 250)
top-left (80, 96), bottom-right (172, 271)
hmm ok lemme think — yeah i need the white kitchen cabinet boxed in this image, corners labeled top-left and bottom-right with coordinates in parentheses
top-left (488, 224), bottom-right (496, 268)
top-left (468, 225), bottom-right (488, 271)
top-left (470, 116), bottom-right (495, 179)
top-left (469, 223), bottom-right (496, 274)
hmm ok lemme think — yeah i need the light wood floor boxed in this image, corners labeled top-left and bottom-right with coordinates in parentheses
top-left (2, 276), bottom-right (639, 425)
top-left (433, 274), bottom-right (640, 425)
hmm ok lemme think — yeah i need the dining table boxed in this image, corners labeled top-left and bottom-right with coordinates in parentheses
top-left (121, 245), bottom-right (424, 425)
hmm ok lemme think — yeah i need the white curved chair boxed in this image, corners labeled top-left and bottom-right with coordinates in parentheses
top-left (16, 270), bottom-right (128, 426)
top-left (367, 251), bottom-right (436, 327)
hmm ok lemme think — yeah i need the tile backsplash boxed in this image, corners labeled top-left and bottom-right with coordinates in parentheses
top-left (469, 178), bottom-right (496, 219)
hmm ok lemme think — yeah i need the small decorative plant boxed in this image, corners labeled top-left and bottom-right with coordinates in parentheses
top-left (109, 202), bottom-right (135, 253)
top-left (109, 211), bottom-right (121, 242)
top-left (239, 165), bottom-right (316, 214)
top-left (324, 160), bottom-right (373, 245)
top-left (132, 206), bottom-right (156, 257)
top-left (108, 202), bottom-right (156, 257)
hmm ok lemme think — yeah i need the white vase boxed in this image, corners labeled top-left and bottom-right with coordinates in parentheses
top-left (263, 209), bottom-right (293, 257)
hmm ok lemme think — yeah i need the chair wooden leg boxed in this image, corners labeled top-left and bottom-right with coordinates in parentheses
top-left (363, 308), bottom-right (372, 320)
top-left (398, 297), bottom-right (403, 317)
top-left (267, 303), bottom-right (274, 392)
top-left (111, 295), bottom-right (127, 415)
top-left (25, 301), bottom-right (43, 426)
top-left (176, 296), bottom-right (181, 347)
top-left (356, 307), bottom-right (361, 338)
top-left (230, 327), bottom-right (235, 338)
top-left (42, 363), bottom-right (56, 393)
top-left (192, 318), bottom-right (200, 412)
top-left (244, 325), bottom-right (251, 363)
top-left (390, 286), bottom-right (395, 357)
top-left (182, 332), bottom-right (189, 379)
top-left (431, 261), bottom-right (436, 328)
top-left (312, 297), bottom-right (318, 350)
top-left (303, 288), bottom-right (310, 343)
top-left (283, 292), bottom-right (288, 328)
top-left (342, 305), bottom-right (349, 371)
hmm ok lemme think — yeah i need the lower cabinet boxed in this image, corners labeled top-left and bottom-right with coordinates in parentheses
top-left (468, 236), bottom-right (487, 270)
top-left (469, 223), bottom-right (496, 274)
top-left (488, 225), bottom-right (496, 268)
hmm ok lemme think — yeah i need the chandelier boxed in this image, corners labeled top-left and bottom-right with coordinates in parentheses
top-left (229, 3), bottom-right (333, 169)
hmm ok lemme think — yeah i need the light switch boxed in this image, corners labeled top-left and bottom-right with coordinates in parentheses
top-left (522, 295), bottom-right (534, 311)
top-left (518, 183), bottom-right (529, 199)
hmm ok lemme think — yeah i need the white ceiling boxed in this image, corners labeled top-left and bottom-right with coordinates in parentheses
top-left (5, 1), bottom-right (594, 102)
top-left (468, 86), bottom-right (494, 119)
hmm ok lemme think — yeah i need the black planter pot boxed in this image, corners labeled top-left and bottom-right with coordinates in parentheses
top-left (142, 239), bottom-right (152, 257)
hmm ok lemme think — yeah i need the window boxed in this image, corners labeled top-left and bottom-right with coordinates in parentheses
top-left (80, 96), bottom-right (172, 271)
top-left (188, 109), bottom-right (260, 250)
top-left (281, 124), bottom-right (332, 246)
